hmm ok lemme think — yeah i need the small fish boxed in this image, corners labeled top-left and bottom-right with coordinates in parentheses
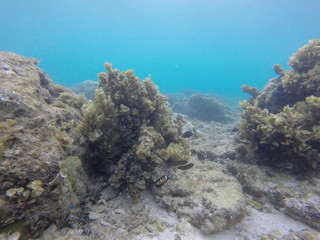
top-left (155, 175), bottom-right (169, 187)
top-left (178, 163), bottom-right (194, 170)
top-left (182, 131), bottom-right (193, 138)
top-left (69, 206), bottom-right (75, 213)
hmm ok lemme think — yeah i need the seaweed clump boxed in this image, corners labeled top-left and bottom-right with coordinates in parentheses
top-left (237, 40), bottom-right (320, 171)
top-left (78, 63), bottom-right (189, 197)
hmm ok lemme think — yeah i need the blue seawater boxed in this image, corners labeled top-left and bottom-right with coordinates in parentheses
top-left (1, 0), bottom-right (320, 104)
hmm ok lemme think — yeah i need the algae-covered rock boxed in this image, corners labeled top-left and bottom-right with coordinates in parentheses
top-left (227, 160), bottom-right (320, 231)
top-left (244, 40), bottom-right (320, 113)
top-left (227, 161), bottom-right (270, 199)
top-left (71, 80), bottom-right (99, 100)
top-left (183, 93), bottom-right (232, 123)
top-left (238, 40), bottom-right (320, 171)
top-left (0, 52), bottom-right (87, 236)
top-left (238, 96), bottom-right (320, 170)
top-left (261, 229), bottom-right (320, 240)
top-left (285, 193), bottom-right (320, 231)
top-left (153, 160), bottom-right (245, 234)
top-left (78, 63), bottom-right (189, 197)
top-left (169, 92), bottom-right (236, 123)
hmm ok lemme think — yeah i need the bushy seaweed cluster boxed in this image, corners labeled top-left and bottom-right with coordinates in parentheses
top-left (238, 40), bottom-right (320, 171)
top-left (78, 63), bottom-right (189, 197)
top-left (238, 96), bottom-right (320, 169)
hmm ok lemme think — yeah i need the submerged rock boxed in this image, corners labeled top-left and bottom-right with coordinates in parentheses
top-left (169, 92), bottom-right (238, 123)
top-left (71, 80), bottom-right (99, 100)
top-left (238, 40), bottom-right (320, 172)
top-left (261, 229), bottom-right (320, 240)
top-left (227, 161), bottom-right (320, 231)
top-left (0, 52), bottom-right (88, 237)
top-left (153, 160), bottom-right (245, 234)
top-left (270, 189), bottom-right (320, 231)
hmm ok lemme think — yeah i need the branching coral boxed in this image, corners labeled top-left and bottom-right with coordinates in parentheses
top-left (78, 63), bottom-right (189, 197)
top-left (238, 40), bottom-right (320, 172)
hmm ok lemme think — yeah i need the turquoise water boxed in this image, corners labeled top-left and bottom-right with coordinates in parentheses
top-left (1, 0), bottom-right (320, 102)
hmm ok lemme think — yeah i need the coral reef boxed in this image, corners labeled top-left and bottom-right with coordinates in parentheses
top-left (71, 80), bottom-right (99, 100)
top-left (238, 40), bottom-right (320, 171)
top-left (0, 52), bottom-right (87, 236)
top-left (78, 62), bottom-right (189, 198)
top-left (169, 92), bottom-right (237, 123)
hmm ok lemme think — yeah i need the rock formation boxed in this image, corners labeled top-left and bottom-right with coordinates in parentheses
top-left (0, 52), bottom-right (88, 237)
top-left (238, 40), bottom-right (320, 171)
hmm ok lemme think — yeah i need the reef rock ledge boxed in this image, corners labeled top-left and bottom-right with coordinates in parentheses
top-left (0, 52), bottom-right (88, 237)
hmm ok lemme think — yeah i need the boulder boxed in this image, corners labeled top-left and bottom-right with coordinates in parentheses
top-left (153, 160), bottom-right (245, 234)
top-left (227, 161), bottom-right (320, 231)
top-left (261, 229), bottom-right (320, 240)
top-left (169, 92), bottom-right (237, 123)
top-left (0, 52), bottom-right (88, 237)
top-left (71, 80), bottom-right (98, 100)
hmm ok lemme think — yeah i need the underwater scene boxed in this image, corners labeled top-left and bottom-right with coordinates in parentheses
top-left (1, 0), bottom-right (320, 239)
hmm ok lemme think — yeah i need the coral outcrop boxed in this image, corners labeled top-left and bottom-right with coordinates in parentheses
top-left (78, 63), bottom-right (189, 198)
top-left (72, 80), bottom-right (98, 100)
top-left (0, 52), bottom-right (87, 236)
top-left (238, 40), bottom-right (320, 171)
top-left (169, 92), bottom-right (237, 123)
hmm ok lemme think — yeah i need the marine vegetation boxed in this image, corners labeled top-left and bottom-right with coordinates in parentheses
top-left (238, 40), bottom-right (320, 171)
top-left (78, 62), bottom-right (189, 197)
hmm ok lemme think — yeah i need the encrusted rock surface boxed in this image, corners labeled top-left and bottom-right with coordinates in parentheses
top-left (153, 159), bottom-right (246, 234)
top-left (72, 80), bottom-right (98, 100)
top-left (269, 186), bottom-right (320, 231)
top-left (169, 92), bottom-right (238, 123)
top-left (261, 229), bottom-right (320, 240)
top-left (0, 52), bottom-right (88, 236)
top-left (228, 161), bottom-right (320, 231)
top-left (182, 118), bottom-right (239, 162)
